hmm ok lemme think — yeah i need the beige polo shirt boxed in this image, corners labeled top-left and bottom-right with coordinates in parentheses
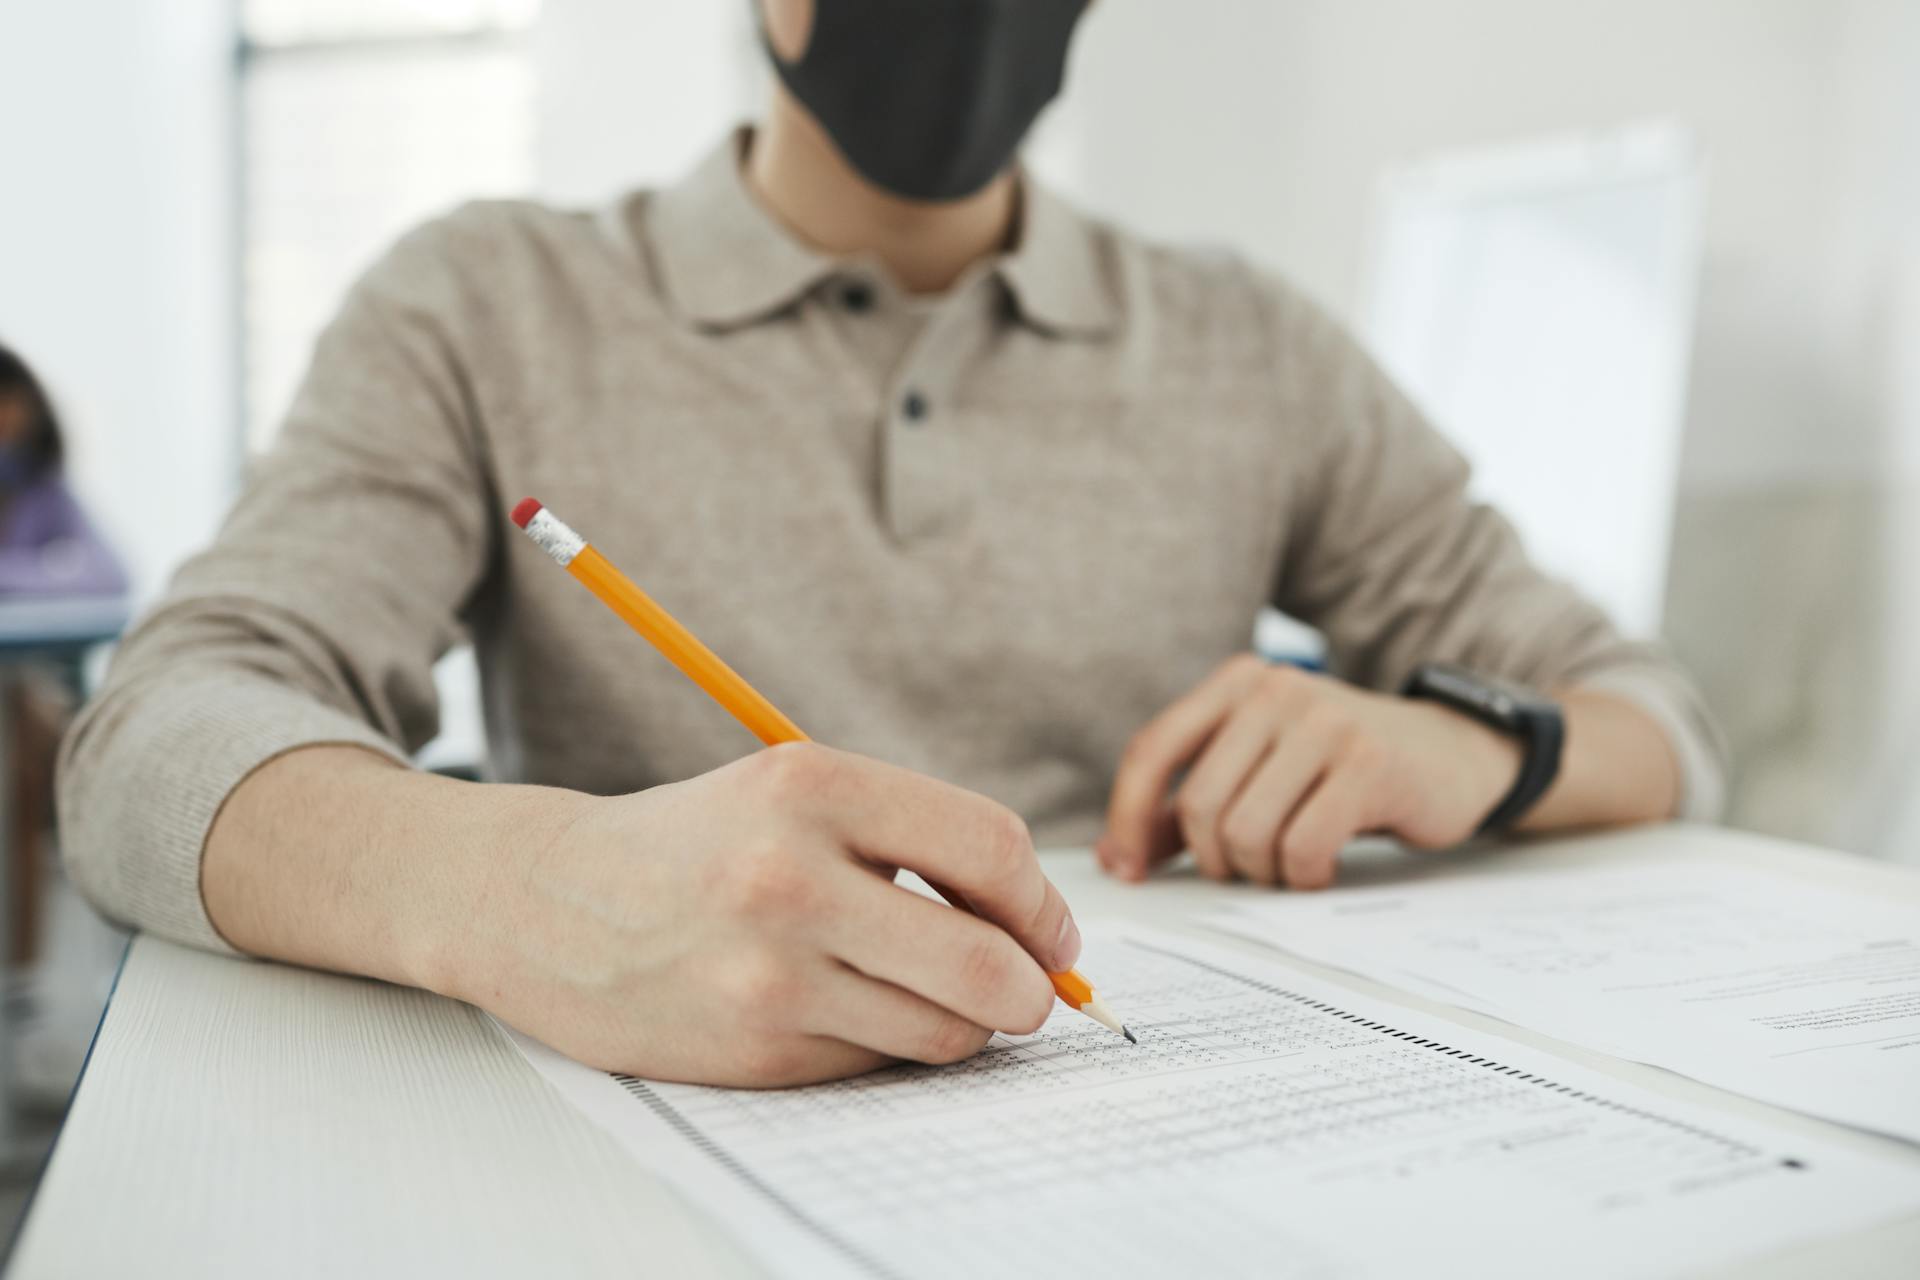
top-left (58, 129), bottom-right (1726, 952)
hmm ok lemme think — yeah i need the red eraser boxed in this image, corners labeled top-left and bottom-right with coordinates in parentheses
top-left (510, 497), bottom-right (543, 529)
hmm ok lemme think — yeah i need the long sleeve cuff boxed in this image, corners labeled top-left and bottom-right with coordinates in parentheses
top-left (1572, 664), bottom-right (1729, 823)
top-left (58, 674), bottom-right (410, 954)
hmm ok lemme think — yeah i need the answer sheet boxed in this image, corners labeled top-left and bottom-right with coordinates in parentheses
top-left (507, 929), bottom-right (1920, 1279)
top-left (1212, 862), bottom-right (1920, 1144)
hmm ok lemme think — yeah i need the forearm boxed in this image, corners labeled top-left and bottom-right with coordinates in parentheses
top-left (209, 742), bottom-right (1078, 1086)
top-left (203, 745), bottom-right (585, 998)
top-left (1513, 688), bottom-right (1680, 833)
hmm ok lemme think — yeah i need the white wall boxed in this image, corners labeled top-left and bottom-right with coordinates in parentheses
top-left (0, 0), bottom-right (238, 604)
top-left (533, 1), bottom-right (759, 205)
top-left (1040, 0), bottom-right (1920, 493)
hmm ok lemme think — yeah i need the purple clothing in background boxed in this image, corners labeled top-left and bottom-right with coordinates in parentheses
top-left (0, 473), bottom-right (128, 597)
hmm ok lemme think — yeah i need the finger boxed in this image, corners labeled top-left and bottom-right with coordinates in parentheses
top-left (720, 1036), bottom-right (892, 1090)
top-left (1217, 718), bottom-right (1342, 884)
top-left (825, 868), bottom-right (1057, 1034)
top-left (1278, 767), bottom-right (1370, 890)
top-left (1103, 655), bottom-right (1266, 877)
top-left (773, 746), bottom-right (1082, 973)
top-left (1097, 802), bottom-right (1181, 882)
top-left (804, 965), bottom-right (997, 1066)
top-left (1171, 706), bottom-right (1276, 881)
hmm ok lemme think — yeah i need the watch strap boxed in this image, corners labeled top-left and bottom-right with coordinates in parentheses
top-left (1400, 665), bottom-right (1565, 834)
top-left (1475, 705), bottom-right (1563, 834)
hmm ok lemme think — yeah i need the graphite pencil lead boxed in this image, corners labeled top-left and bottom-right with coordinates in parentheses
top-left (1123, 1025), bottom-right (1139, 1045)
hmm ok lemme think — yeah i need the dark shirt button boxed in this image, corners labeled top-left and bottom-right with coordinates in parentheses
top-left (840, 283), bottom-right (874, 313)
top-left (900, 390), bottom-right (929, 423)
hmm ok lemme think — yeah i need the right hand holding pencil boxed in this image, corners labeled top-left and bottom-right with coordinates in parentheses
top-left (456, 742), bottom-right (1082, 1087)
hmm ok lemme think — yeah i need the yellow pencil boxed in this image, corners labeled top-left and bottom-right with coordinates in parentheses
top-left (510, 497), bottom-right (1136, 1044)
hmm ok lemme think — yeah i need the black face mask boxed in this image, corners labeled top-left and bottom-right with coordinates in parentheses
top-left (764, 0), bottom-right (1089, 203)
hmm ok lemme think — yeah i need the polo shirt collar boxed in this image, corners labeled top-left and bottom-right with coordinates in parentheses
top-left (997, 178), bottom-right (1119, 339)
top-left (644, 128), bottom-right (836, 331)
top-left (644, 127), bottom-right (1117, 339)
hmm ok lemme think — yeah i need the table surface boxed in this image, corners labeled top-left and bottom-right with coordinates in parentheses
top-left (11, 823), bottom-right (1920, 1278)
top-left (0, 595), bottom-right (127, 651)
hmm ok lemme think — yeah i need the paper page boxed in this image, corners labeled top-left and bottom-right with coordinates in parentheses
top-left (1210, 862), bottom-right (1920, 1144)
top-left (505, 929), bottom-right (1920, 1279)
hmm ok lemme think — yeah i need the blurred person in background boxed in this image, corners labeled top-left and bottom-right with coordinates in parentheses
top-left (0, 343), bottom-right (124, 989)
top-left (59, 0), bottom-right (1723, 1087)
top-left (0, 345), bottom-right (125, 602)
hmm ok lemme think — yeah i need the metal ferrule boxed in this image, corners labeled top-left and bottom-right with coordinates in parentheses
top-left (522, 508), bottom-right (586, 567)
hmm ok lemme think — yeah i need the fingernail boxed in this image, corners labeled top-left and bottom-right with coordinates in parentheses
top-left (1053, 913), bottom-right (1083, 971)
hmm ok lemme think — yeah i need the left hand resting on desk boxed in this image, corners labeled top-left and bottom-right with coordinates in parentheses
top-left (1096, 654), bottom-right (1523, 888)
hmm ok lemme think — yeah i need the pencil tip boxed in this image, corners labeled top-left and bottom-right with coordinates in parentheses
top-left (1122, 1025), bottom-right (1139, 1045)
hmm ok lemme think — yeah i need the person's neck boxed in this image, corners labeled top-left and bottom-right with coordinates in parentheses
top-left (743, 89), bottom-right (1019, 296)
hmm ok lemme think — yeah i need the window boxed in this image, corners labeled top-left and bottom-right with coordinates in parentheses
top-left (240, 0), bottom-right (541, 450)
top-left (239, 1), bottom-right (540, 771)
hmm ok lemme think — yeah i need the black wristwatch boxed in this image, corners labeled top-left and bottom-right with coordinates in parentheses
top-left (1401, 663), bottom-right (1564, 834)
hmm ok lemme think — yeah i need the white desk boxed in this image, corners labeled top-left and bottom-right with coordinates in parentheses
top-left (11, 824), bottom-right (1920, 1277)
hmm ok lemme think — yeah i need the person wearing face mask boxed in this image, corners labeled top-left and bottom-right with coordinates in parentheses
top-left (58, 0), bottom-right (1724, 1087)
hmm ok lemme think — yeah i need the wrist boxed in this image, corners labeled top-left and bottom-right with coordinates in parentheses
top-left (1400, 664), bottom-right (1567, 833)
top-left (1514, 688), bottom-right (1679, 830)
top-left (412, 779), bottom-right (600, 1006)
top-left (1467, 715), bottom-right (1526, 817)
top-left (1425, 702), bottom-right (1524, 819)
